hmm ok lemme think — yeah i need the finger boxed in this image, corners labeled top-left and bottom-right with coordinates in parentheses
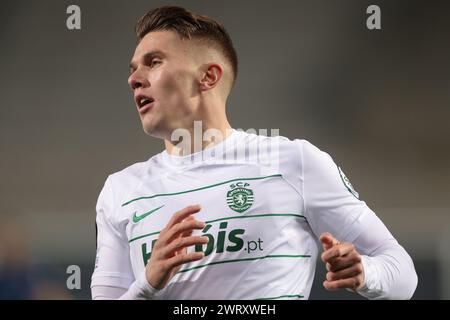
top-left (165, 205), bottom-right (202, 230)
top-left (326, 253), bottom-right (361, 272)
top-left (162, 236), bottom-right (209, 258)
top-left (175, 228), bottom-right (194, 256)
top-left (163, 219), bottom-right (206, 244)
top-left (176, 245), bottom-right (188, 257)
top-left (319, 232), bottom-right (339, 251)
top-left (180, 216), bottom-right (195, 237)
top-left (321, 242), bottom-right (354, 263)
top-left (170, 217), bottom-right (196, 253)
top-left (166, 251), bottom-right (205, 270)
top-left (326, 264), bottom-right (364, 281)
top-left (323, 277), bottom-right (362, 291)
top-left (173, 235), bottom-right (191, 257)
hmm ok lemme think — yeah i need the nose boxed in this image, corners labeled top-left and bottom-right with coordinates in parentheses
top-left (128, 68), bottom-right (150, 90)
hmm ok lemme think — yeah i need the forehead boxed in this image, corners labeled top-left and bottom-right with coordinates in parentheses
top-left (132, 30), bottom-right (188, 61)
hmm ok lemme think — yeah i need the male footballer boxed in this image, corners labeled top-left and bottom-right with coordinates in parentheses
top-left (90, 6), bottom-right (417, 300)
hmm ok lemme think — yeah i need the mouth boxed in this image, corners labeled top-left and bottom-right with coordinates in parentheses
top-left (135, 94), bottom-right (155, 114)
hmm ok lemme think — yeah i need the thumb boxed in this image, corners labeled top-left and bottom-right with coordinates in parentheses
top-left (320, 232), bottom-right (339, 251)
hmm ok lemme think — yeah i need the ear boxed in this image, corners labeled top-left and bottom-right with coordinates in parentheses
top-left (199, 64), bottom-right (223, 91)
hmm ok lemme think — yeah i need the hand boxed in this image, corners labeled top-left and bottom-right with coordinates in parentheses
top-left (319, 232), bottom-right (365, 292)
top-left (145, 204), bottom-right (209, 289)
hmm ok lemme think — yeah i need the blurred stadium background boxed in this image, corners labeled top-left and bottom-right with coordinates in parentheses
top-left (0, 0), bottom-right (449, 299)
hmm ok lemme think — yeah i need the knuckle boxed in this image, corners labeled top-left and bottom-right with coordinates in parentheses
top-left (172, 212), bottom-right (180, 221)
top-left (355, 264), bottom-right (363, 274)
top-left (173, 238), bottom-right (183, 248)
top-left (188, 220), bottom-right (197, 228)
top-left (174, 211), bottom-right (184, 220)
top-left (173, 223), bottom-right (182, 233)
top-left (336, 271), bottom-right (344, 279)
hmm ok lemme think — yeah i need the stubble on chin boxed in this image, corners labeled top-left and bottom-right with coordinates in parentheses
top-left (141, 116), bottom-right (167, 139)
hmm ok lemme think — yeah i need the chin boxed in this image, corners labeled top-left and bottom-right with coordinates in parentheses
top-left (142, 121), bottom-right (166, 140)
top-left (141, 118), bottom-right (155, 135)
top-left (142, 124), bottom-right (158, 137)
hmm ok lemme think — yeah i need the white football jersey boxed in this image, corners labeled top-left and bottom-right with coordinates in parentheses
top-left (91, 129), bottom-right (375, 299)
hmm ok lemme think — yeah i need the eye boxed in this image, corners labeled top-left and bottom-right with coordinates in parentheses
top-left (150, 59), bottom-right (162, 68)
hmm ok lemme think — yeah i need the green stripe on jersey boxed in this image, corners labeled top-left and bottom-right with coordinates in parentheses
top-left (205, 213), bottom-right (306, 225)
top-left (254, 294), bottom-right (304, 300)
top-left (177, 254), bottom-right (311, 274)
top-left (128, 213), bottom-right (306, 243)
top-left (122, 174), bottom-right (282, 207)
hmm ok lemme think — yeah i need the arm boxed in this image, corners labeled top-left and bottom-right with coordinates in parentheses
top-left (319, 212), bottom-right (417, 299)
top-left (91, 178), bottom-right (208, 300)
top-left (92, 271), bottom-right (158, 300)
top-left (91, 176), bottom-right (138, 299)
top-left (298, 140), bottom-right (418, 299)
top-left (348, 212), bottom-right (417, 299)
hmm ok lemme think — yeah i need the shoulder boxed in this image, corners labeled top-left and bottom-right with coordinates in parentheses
top-left (242, 130), bottom-right (323, 151)
top-left (99, 153), bottom-right (164, 207)
top-left (235, 130), bottom-right (332, 181)
top-left (109, 159), bottom-right (148, 184)
top-left (241, 130), bottom-right (327, 166)
top-left (236, 129), bottom-right (313, 153)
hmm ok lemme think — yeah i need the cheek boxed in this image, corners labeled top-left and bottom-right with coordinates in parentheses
top-left (158, 68), bottom-right (197, 99)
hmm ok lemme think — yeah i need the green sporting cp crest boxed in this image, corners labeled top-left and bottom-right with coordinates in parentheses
top-left (227, 182), bottom-right (254, 213)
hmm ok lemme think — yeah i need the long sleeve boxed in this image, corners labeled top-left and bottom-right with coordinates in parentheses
top-left (92, 270), bottom-right (160, 300)
top-left (299, 140), bottom-right (418, 299)
top-left (352, 213), bottom-right (417, 299)
top-left (91, 177), bottom-right (160, 300)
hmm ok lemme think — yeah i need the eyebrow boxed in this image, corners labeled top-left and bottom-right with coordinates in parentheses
top-left (129, 50), bottom-right (166, 70)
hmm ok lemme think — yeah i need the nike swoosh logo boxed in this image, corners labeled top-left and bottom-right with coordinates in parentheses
top-left (132, 205), bottom-right (165, 223)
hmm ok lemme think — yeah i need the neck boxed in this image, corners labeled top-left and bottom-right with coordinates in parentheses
top-left (164, 121), bottom-right (232, 156)
top-left (164, 100), bottom-right (232, 155)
